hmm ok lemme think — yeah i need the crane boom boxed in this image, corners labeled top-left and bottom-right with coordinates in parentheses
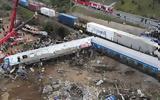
top-left (9, 0), bottom-right (19, 32)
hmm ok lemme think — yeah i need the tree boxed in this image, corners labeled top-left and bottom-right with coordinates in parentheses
top-left (44, 22), bottom-right (53, 33)
top-left (50, 0), bottom-right (71, 12)
top-left (120, 0), bottom-right (125, 5)
top-left (57, 27), bottom-right (68, 39)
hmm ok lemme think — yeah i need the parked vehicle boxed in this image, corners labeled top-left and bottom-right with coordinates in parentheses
top-left (74, 0), bottom-right (91, 6)
top-left (101, 5), bottom-right (113, 13)
top-left (89, 1), bottom-right (101, 10)
top-left (74, 0), bottom-right (113, 13)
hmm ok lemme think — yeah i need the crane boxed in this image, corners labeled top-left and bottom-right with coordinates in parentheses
top-left (0, 0), bottom-right (37, 45)
top-left (0, 0), bottom-right (19, 45)
top-left (9, 0), bottom-right (19, 33)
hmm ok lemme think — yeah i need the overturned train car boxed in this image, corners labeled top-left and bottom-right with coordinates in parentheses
top-left (91, 37), bottom-right (160, 80)
top-left (2, 37), bottom-right (93, 70)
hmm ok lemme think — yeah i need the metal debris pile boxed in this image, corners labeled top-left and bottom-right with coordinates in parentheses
top-left (42, 79), bottom-right (150, 100)
top-left (42, 80), bottom-right (99, 100)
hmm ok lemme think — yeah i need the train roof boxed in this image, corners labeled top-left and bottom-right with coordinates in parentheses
top-left (87, 22), bottom-right (159, 47)
top-left (92, 37), bottom-right (160, 70)
top-left (59, 13), bottom-right (78, 19)
top-left (87, 22), bottom-right (136, 37)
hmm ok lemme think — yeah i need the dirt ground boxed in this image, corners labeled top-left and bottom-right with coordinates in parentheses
top-left (0, 51), bottom-right (160, 100)
top-left (0, 7), bottom-right (159, 100)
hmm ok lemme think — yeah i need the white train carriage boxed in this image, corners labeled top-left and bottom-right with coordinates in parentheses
top-left (86, 22), bottom-right (159, 56)
top-left (91, 37), bottom-right (160, 79)
top-left (40, 7), bottom-right (56, 17)
top-left (86, 22), bottom-right (115, 41)
top-left (3, 37), bottom-right (93, 67)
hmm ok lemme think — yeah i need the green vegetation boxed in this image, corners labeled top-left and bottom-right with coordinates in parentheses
top-left (18, 6), bottom-right (34, 20)
top-left (115, 0), bottom-right (160, 19)
top-left (71, 6), bottom-right (144, 28)
top-left (37, 0), bottom-right (72, 12)
top-left (42, 20), bottom-right (69, 39)
top-left (72, 6), bottom-right (112, 21)
top-left (0, 3), bottom-right (12, 11)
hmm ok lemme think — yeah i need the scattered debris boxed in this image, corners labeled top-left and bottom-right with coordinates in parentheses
top-left (30, 67), bottom-right (35, 72)
top-left (124, 69), bottom-right (135, 75)
top-left (16, 65), bottom-right (28, 79)
top-left (42, 85), bottom-right (53, 94)
top-left (96, 80), bottom-right (104, 86)
top-left (1, 92), bottom-right (9, 100)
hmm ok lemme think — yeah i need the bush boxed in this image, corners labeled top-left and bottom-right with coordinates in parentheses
top-left (121, 0), bottom-right (125, 5)
top-left (131, 0), bottom-right (137, 5)
top-left (57, 27), bottom-right (69, 39)
top-left (18, 7), bottom-right (34, 20)
top-left (50, 0), bottom-right (71, 12)
top-left (2, 4), bottom-right (11, 11)
top-left (43, 21), bottom-right (54, 33)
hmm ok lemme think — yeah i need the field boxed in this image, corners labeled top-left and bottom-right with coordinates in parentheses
top-left (17, 6), bottom-right (34, 20)
top-left (80, 0), bottom-right (160, 19)
top-left (71, 6), bottom-right (112, 21)
top-left (115, 0), bottom-right (160, 19)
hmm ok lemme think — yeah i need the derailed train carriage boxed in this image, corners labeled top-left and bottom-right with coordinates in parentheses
top-left (2, 37), bottom-right (93, 71)
top-left (91, 37), bottom-right (160, 80)
top-left (86, 22), bottom-right (160, 58)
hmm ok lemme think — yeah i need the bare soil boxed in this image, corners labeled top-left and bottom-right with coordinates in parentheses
top-left (1, 53), bottom-right (159, 100)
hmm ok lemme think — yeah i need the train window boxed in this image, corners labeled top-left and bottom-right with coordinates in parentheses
top-left (149, 66), bottom-right (158, 73)
top-left (117, 14), bottom-right (120, 16)
top-left (144, 66), bottom-right (153, 74)
top-left (22, 55), bottom-right (28, 59)
top-left (137, 62), bottom-right (144, 70)
top-left (128, 58), bottom-right (135, 66)
top-left (115, 53), bottom-right (120, 60)
top-left (17, 57), bottom-right (21, 62)
top-left (121, 56), bottom-right (127, 63)
top-left (101, 47), bottom-right (106, 53)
